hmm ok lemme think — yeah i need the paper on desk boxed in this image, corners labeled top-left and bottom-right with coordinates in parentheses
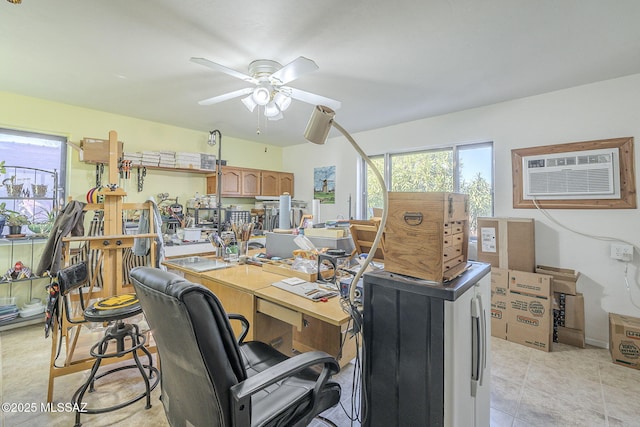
top-left (281, 277), bottom-right (306, 286)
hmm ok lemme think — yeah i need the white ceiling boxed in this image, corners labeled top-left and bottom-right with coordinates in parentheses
top-left (2, 1), bottom-right (640, 147)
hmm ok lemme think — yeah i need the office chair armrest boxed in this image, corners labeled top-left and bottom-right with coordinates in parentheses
top-left (227, 313), bottom-right (250, 344)
top-left (230, 350), bottom-right (340, 426)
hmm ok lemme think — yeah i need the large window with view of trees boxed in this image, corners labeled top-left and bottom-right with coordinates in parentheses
top-left (362, 142), bottom-right (493, 235)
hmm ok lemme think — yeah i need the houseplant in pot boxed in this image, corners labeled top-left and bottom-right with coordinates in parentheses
top-left (4, 209), bottom-right (29, 236)
top-left (27, 207), bottom-right (55, 236)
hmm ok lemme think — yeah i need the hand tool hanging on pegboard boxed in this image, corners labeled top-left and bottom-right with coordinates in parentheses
top-left (137, 167), bottom-right (146, 192)
top-left (95, 163), bottom-right (104, 187)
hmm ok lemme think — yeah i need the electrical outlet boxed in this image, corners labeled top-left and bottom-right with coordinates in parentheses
top-left (611, 243), bottom-right (634, 261)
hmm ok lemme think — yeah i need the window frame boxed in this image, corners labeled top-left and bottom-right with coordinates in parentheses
top-left (357, 141), bottom-right (494, 221)
top-left (0, 127), bottom-right (68, 206)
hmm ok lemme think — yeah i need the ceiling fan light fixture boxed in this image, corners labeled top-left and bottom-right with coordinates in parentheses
top-left (252, 85), bottom-right (271, 106)
top-left (274, 91), bottom-right (292, 111)
top-left (264, 101), bottom-right (280, 118)
top-left (241, 95), bottom-right (257, 112)
top-left (267, 111), bottom-right (284, 121)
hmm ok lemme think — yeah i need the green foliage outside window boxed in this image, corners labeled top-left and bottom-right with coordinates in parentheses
top-left (365, 146), bottom-right (492, 236)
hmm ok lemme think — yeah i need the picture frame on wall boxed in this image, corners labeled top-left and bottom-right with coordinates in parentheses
top-left (314, 165), bottom-right (336, 204)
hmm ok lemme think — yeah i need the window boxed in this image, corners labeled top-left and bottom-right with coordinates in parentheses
top-left (0, 128), bottom-right (67, 224)
top-left (361, 142), bottom-right (493, 235)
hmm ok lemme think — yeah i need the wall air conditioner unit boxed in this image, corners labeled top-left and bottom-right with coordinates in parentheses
top-left (522, 147), bottom-right (620, 200)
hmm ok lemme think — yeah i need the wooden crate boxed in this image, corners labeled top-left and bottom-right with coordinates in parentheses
top-left (383, 192), bottom-right (469, 282)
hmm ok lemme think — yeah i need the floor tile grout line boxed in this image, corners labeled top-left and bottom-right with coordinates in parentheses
top-left (512, 348), bottom-right (533, 425)
top-left (598, 361), bottom-right (610, 427)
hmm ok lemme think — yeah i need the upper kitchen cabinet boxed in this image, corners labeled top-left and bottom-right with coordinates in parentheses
top-left (208, 167), bottom-right (291, 197)
top-left (261, 171), bottom-right (295, 198)
top-left (241, 169), bottom-right (260, 197)
top-left (279, 172), bottom-right (294, 197)
top-left (261, 171), bottom-right (278, 197)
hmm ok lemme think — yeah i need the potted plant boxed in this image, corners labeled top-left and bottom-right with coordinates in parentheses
top-left (27, 207), bottom-right (56, 236)
top-left (4, 208), bottom-right (29, 236)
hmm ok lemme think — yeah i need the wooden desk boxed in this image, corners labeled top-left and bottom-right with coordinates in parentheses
top-left (164, 262), bottom-right (356, 366)
top-left (254, 286), bottom-right (357, 366)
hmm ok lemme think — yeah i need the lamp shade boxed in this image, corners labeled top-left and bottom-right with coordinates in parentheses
top-left (274, 91), bottom-right (292, 111)
top-left (241, 95), bottom-right (257, 112)
top-left (252, 86), bottom-right (271, 106)
top-left (264, 101), bottom-right (280, 118)
top-left (267, 111), bottom-right (284, 121)
top-left (304, 105), bottom-right (335, 145)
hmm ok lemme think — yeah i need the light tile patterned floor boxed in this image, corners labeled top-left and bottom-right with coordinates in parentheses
top-left (490, 337), bottom-right (640, 427)
top-left (2, 325), bottom-right (639, 426)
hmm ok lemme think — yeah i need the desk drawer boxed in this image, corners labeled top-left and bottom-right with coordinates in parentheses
top-left (256, 298), bottom-right (303, 330)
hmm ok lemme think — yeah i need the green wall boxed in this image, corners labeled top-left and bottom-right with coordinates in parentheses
top-left (0, 91), bottom-right (283, 205)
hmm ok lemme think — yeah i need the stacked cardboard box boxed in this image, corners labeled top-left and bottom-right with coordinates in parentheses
top-left (477, 217), bottom-right (535, 272)
top-left (506, 270), bottom-right (554, 352)
top-left (490, 268), bottom-right (509, 339)
top-left (176, 152), bottom-right (202, 169)
top-left (537, 265), bottom-right (585, 348)
top-left (609, 313), bottom-right (640, 370)
top-left (479, 218), bottom-right (586, 351)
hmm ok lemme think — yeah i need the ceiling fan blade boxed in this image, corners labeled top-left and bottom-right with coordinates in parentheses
top-left (191, 57), bottom-right (258, 84)
top-left (270, 56), bottom-right (319, 85)
top-left (198, 87), bottom-right (254, 106)
top-left (288, 87), bottom-right (342, 110)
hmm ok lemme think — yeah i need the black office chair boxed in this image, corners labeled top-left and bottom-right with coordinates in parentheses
top-left (129, 266), bottom-right (342, 427)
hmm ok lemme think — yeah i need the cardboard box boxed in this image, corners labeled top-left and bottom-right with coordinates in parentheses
top-left (477, 217), bottom-right (535, 272)
top-left (609, 313), bottom-right (640, 370)
top-left (509, 270), bottom-right (552, 297)
top-left (557, 326), bottom-right (585, 348)
top-left (553, 292), bottom-right (585, 330)
top-left (80, 137), bottom-right (124, 164)
top-left (536, 265), bottom-right (580, 295)
top-left (491, 268), bottom-right (509, 339)
top-left (507, 270), bottom-right (553, 352)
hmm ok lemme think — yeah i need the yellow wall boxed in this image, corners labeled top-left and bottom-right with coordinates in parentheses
top-left (0, 91), bottom-right (283, 205)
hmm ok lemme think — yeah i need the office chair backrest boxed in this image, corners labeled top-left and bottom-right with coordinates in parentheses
top-left (130, 267), bottom-right (247, 427)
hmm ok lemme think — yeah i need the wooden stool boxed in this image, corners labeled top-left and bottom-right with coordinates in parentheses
top-left (71, 294), bottom-right (159, 427)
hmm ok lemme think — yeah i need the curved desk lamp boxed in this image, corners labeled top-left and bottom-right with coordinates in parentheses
top-left (304, 105), bottom-right (388, 306)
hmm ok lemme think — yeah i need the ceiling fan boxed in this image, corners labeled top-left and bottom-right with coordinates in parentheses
top-left (190, 56), bottom-right (341, 121)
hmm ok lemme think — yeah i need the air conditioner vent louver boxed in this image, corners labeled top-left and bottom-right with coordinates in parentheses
top-left (522, 148), bottom-right (619, 200)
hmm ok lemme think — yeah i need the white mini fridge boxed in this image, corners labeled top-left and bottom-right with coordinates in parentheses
top-left (363, 262), bottom-right (491, 427)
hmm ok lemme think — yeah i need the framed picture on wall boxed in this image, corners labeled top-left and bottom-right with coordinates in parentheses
top-left (314, 166), bottom-right (336, 204)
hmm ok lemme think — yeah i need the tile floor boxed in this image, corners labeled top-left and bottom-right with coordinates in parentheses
top-left (1, 324), bottom-right (639, 426)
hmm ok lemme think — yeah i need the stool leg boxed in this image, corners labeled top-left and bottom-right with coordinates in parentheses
top-left (129, 331), bottom-right (153, 410)
top-left (72, 352), bottom-right (104, 427)
top-left (89, 336), bottom-right (110, 393)
top-left (133, 324), bottom-right (156, 379)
